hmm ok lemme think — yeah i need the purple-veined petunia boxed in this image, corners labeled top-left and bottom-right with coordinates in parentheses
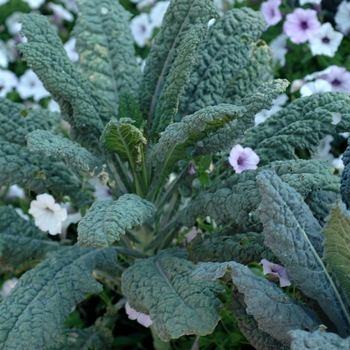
top-left (260, 259), bottom-right (291, 287)
top-left (283, 8), bottom-right (321, 44)
top-left (260, 0), bottom-right (282, 27)
top-left (228, 145), bottom-right (260, 173)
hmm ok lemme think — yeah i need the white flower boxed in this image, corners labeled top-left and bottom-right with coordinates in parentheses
top-left (58, 0), bottom-right (78, 13)
top-left (22, 0), bottom-right (45, 9)
top-left (0, 69), bottom-right (18, 97)
top-left (335, 1), bottom-right (350, 34)
top-left (6, 185), bottom-right (25, 199)
top-left (48, 99), bottom-right (61, 112)
top-left (0, 278), bottom-right (18, 299)
top-left (300, 79), bottom-right (332, 97)
top-left (125, 301), bottom-right (153, 328)
top-left (0, 0), bottom-right (9, 5)
top-left (269, 34), bottom-right (288, 67)
top-left (255, 93), bottom-right (288, 125)
top-left (64, 37), bottom-right (79, 62)
top-left (315, 135), bottom-right (333, 160)
top-left (332, 155), bottom-right (344, 170)
top-left (130, 13), bottom-right (153, 47)
top-left (309, 23), bottom-right (343, 57)
top-left (48, 3), bottom-right (74, 22)
top-left (29, 194), bottom-right (67, 235)
top-left (17, 69), bottom-right (50, 101)
top-left (5, 12), bottom-right (22, 35)
top-left (150, 1), bottom-right (170, 29)
top-left (89, 178), bottom-right (113, 201)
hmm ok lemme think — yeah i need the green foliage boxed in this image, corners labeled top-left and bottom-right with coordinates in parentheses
top-left (0, 141), bottom-right (93, 207)
top-left (190, 231), bottom-right (275, 265)
top-left (77, 194), bottom-right (155, 248)
top-left (322, 201), bottom-right (350, 304)
top-left (289, 330), bottom-right (350, 350)
top-left (230, 291), bottom-right (289, 350)
top-left (101, 117), bottom-right (146, 168)
top-left (178, 8), bottom-right (268, 116)
top-left (2, 1), bottom-right (350, 349)
top-left (122, 249), bottom-right (225, 341)
top-left (18, 14), bottom-right (112, 152)
top-left (138, 0), bottom-right (218, 130)
top-left (179, 159), bottom-right (335, 227)
top-left (193, 261), bottom-right (320, 347)
top-left (26, 129), bottom-right (106, 176)
top-left (0, 245), bottom-right (117, 349)
top-left (152, 23), bottom-right (207, 134)
top-left (0, 97), bottom-right (61, 146)
top-left (242, 92), bottom-right (350, 165)
top-left (0, 206), bottom-right (61, 266)
top-left (73, 0), bottom-right (141, 112)
top-left (256, 170), bottom-right (350, 336)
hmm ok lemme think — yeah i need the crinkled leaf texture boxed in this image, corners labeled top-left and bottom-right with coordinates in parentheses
top-left (77, 194), bottom-right (155, 248)
top-left (0, 97), bottom-right (61, 146)
top-left (18, 14), bottom-right (113, 152)
top-left (73, 0), bottom-right (141, 112)
top-left (341, 138), bottom-right (350, 208)
top-left (0, 141), bottom-right (93, 208)
top-left (138, 0), bottom-right (218, 122)
top-left (149, 104), bottom-right (246, 174)
top-left (179, 8), bottom-right (267, 116)
top-left (0, 206), bottom-right (61, 266)
top-left (193, 261), bottom-right (320, 347)
top-left (179, 159), bottom-right (335, 228)
top-left (152, 23), bottom-right (207, 134)
top-left (121, 249), bottom-right (225, 341)
top-left (26, 130), bottom-right (106, 176)
top-left (230, 291), bottom-right (289, 350)
top-left (52, 304), bottom-right (119, 349)
top-left (190, 231), bottom-right (275, 266)
top-left (256, 170), bottom-right (350, 336)
top-left (289, 330), bottom-right (350, 350)
top-left (194, 79), bottom-right (289, 156)
top-left (322, 201), bottom-right (350, 304)
top-left (243, 92), bottom-right (350, 165)
top-left (0, 245), bottom-right (117, 349)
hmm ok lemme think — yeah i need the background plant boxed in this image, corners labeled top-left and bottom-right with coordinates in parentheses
top-left (1, 0), bottom-right (350, 349)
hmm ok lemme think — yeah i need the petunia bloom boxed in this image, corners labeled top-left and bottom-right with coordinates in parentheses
top-left (260, 0), bottom-right (282, 27)
top-left (283, 8), bottom-right (321, 44)
top-left (335, 1), bottom-right (350, 34)
top-left (125, 301), bottom-right (153, 328)
top-left (300, 79), bottom-right (332, 97)
top-left (228, 145), bottom-right (260, 173)
top-left (308, 23), bottom-right (343, 57)
top-left (29, 194), bottom-right (67, 235)
top-left (260, 259), bottom-right (291, 287)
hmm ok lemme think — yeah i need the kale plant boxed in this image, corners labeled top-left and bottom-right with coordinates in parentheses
top-left (1, 0), bottom-right (350, 348)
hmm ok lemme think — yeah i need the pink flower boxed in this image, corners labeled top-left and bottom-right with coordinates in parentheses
top-left (188, 162), bottom-right (196, 175)
top-left (320, 66), bottom-right (350, 93)
top-left (260, 259), bottom-right (291, 287)
top-left (228, 145), bottom-right (260, 173)
top-left (125, 301), bottom-right (153, 328)
top-left (283, 8), bottom-right (321, 44)
top-left (260, 0), bottom-right (282, 27)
